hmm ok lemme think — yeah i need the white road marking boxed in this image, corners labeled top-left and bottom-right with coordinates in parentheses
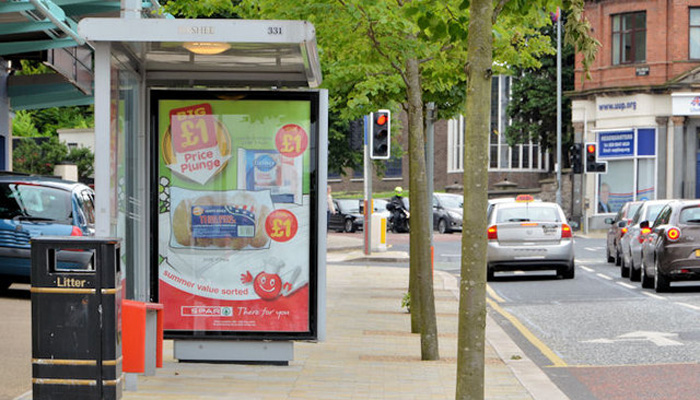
top-left (580, 266), bottom-right (594, 272)
top-left (582, 331), bottom-right (683, 347)
top-left (642, 291), bottom-right (666, 300)
top-left (617, 281), bottom-right (636, 289)
top-left (577, 258), bottom-right (605, 264)
top-left (584, 247), bottom-right (603, 252)
top-left (675, 302), bottom-right (700, 311)
top-left (596, 273), bottom-right (613, 281)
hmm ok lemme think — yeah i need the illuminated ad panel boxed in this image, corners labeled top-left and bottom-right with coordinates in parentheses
top-left (152, 90), bottom-right (318, 340)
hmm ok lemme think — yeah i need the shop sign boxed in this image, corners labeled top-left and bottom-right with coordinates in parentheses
top-left (672, 93), bottom-right (700, 115)
top-left (598, 101), bottom-right (637, 112)
top-left (598, 131), bottom-right (634, 158)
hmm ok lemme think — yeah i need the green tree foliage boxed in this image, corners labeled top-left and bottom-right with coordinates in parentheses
top-left (11, 110), bottom-right (39, 137)
top-left (161, 0), bottom-right (238, 18)
top-left (67, 146), bottom-right (95, 182)
top-left (505, 23), bottom-right (575, 153)
top-left (13, 137), bottom-right (67, 176)
top-left (15, 106), bottom-right (94, 137)
top-left (13, 137), bottom-right (94, 182)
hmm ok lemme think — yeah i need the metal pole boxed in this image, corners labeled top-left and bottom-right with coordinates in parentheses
top-left (556, 12), bottom-right (562, 206)
top-left (364, 114), bottom-right (372, 255)
top-left (426, 103), bottom-right (435, 239)
top-left (426, 103), bottom-right (435, 271)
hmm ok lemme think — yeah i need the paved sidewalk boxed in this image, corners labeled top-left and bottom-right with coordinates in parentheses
top-left (17, 233), bottom-right (568, 400)
top-left (116, 234), bottom-right (569, 400)
top-left (121, 266), bottom-right (544, 400)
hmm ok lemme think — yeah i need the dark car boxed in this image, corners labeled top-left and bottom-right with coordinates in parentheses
top-left (605, 200), bottom-right (643, 266)
top-left (433, 193), bottom-right (463, 234)
top-left (0, 175), bottom-right (95, 290)
top-left (328, 199), bottom-right (363, 233)
top-left (640, 200), bottom-right (700, 292)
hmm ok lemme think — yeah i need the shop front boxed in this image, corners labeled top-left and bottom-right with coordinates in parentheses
top-left (572, 93), bottom-right (665, 230)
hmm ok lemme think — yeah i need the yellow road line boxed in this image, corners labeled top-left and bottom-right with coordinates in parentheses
top-left (486, 284), bottom-right (505, 303)
top-left (487, 297), bottom-right (568, 367)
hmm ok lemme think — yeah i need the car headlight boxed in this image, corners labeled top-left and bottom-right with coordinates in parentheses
top-left (447, 211), bottom-right (462, 220)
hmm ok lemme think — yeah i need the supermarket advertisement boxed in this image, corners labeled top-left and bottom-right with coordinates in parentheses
top-left (153, 91), bottom-right (317, 339)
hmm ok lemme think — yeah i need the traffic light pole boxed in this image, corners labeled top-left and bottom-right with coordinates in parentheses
top-left (363, 114), bottom-right (372, 256)
top-left (556, 11), bottom-right (562, 206)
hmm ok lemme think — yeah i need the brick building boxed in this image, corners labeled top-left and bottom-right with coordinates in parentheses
top-left (329, 76), bottom-right (553, 197)
top-left (571, 0), bottom-right (700, 229)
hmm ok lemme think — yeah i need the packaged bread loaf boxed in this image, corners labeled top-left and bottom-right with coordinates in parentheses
top-left (170, 189), bottom-right (272, 250)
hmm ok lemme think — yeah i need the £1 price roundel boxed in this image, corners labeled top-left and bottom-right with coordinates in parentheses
top-left (166, 103), bottom-right (231, 184)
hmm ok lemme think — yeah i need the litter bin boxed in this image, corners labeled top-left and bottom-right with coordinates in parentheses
top-left (31, 237), bottom-right (122, 400)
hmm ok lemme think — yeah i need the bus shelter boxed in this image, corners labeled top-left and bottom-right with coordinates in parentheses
top-left (78, 17), bottom-right (327, 362)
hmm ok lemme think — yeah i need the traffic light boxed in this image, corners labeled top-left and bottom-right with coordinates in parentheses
top-left (570, 143), bottom-right (582, 174)
top-left (584, 142), bottom-right (607, 173)
top-left (369, 110), bottom-right (390, 159)
top-left (348, 119), bottom-right (364, 151)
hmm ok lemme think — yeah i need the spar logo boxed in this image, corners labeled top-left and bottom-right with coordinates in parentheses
top-left (254, 154), bottom-right (277, 172)
top-left (691, 96), bottom-right (700, 112)
top-left (181, 306), bottom-right (233, 317)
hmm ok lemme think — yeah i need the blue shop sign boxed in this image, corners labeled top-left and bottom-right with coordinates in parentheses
top-left (599, 131), bottom-right (634, 158)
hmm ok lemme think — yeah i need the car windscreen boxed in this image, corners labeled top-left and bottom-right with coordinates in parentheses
top-left (643, 204), bottom-right (666, 224)
top-left (679, 205), bottom-right (700, 224)
top-left (628, 203), bottom-right (642, 218)
top-left (0, 183), bottom-right (72, 223)
top-left (337, 199), bottom-right (360, 213)
top-left (495, 205), bottom-right (561, 223)
top-left (438, 195), bottom-right (462, 209)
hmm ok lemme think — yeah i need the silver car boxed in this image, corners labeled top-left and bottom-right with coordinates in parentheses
top-left (619, 200), bottom-right (669, 280)
top-left (487, 200), bottom-right (575, 280)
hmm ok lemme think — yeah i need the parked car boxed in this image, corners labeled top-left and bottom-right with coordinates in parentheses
top-left (640, 200), bottom-right (700, 292)
top-left (0, 175), bottom-right (95, 290)
top-left (486, 198), bottom-right (574, 281)
top-left (328, 199), bottom-right (364, 233)
top-left (433, 193), bottom-right (463, 234)
top-left (605, 200), bottom-right (643, 266)
top-left (619, 200), bottom-right (669, 280)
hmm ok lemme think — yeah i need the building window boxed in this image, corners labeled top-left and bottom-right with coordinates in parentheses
top-left (595, 128), bottom-right (656, 214)
top-left (385, 154), bottom-right (402, 178)
top-left (328, 170), bottom-right (342, 180)
top-left (447, 75), bottom-right (548, 172)
top-left (447, 117), bottom-right (464, 172)
top-left (612, 12), bottom-right (646, 65)
top-left (690, 8), bottom-right (700, 59)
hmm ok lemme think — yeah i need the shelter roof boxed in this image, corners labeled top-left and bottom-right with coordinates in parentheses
top-left (78, 18), bottom-right (322, 88)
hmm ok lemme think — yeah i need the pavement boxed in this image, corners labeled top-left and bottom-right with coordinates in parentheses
top-left (17, 233), bottom-right (571, 400)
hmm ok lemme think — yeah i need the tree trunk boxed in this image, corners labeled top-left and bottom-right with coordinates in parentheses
top-left (406, 56), bottom-right (439, 360)
top-left (456, 0), bottom-right (491, 398)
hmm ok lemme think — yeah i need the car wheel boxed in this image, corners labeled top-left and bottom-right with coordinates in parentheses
top-left (654, 257), bottom-right (670, 293)
top-left (606, 245), bottom-right (614, 263)
top-left (620, 257), bottom-right (630, 278)
top-left (438, 219), bottom-right (449, 234)
top-left (344, 219), bottom-right (355, 233)
top-left (615, 248), bottom-right (622, 266)
top-left (641, 261), bottom-right (654, 289)
top-left (629, 259), bottom-right (641, 282)
top-left (558, 262), bottom-right (575, 279)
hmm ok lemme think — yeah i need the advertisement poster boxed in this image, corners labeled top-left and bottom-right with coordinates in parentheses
top-left (154, 91), bottom-right (316, 338)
